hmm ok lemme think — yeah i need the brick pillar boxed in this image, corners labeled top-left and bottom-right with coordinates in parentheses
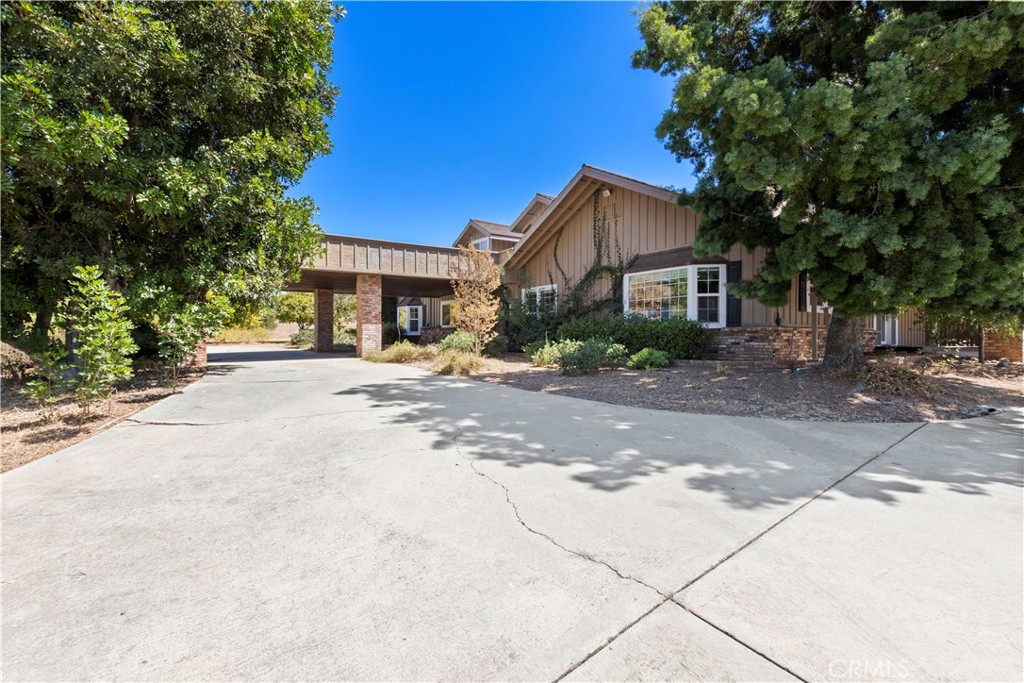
top-left (356, 274), bottom-right (382, 357)
top-left (186, 340), bottom-right (207, 368)
top-left (314, 289), bottom-right (334, 352)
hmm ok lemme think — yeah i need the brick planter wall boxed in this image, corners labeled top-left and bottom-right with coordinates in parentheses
top-left (419, 326), bottom-right (455, 345)
top-left (983, 330), bottom-right (1023, 362)
top-left (356, 274), bottom-right (382, 357)
top-left (705, 326), bottom-right (878, 365)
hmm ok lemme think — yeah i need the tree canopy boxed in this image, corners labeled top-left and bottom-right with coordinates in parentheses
top-left (1, 1), bottom-right (343, 341)
top-left (635, 1), bottom-right (1023, 367)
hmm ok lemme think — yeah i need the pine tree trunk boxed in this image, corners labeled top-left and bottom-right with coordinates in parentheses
top-left (820, 312), bottom-right (866, 372)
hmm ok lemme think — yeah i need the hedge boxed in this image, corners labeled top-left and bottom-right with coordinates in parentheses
top-left (557, 315), bottom-right (707, 359)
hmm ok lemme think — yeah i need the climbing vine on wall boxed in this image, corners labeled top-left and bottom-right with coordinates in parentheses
top-left (546, 190), bottom-right (628, 319)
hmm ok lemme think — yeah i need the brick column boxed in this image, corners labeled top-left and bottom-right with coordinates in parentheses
top-left (356, 274), bottom-right (382, 357)
top-left (314, 288), bottom-right (334, 352)
top-left (186, 340), bottom-right (207, 368)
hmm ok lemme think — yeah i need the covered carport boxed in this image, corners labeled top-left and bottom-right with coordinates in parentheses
top-left (285, 234), bottom-right (461, 355)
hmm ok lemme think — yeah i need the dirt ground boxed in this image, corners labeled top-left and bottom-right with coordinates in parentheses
top-left (467, 353), bottom-right (1024, 423)
top-left (1, 368), bottom-right (204, 473)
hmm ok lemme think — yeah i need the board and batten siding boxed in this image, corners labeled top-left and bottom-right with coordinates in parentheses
top-left (514, 187), bottom-right (826, 329)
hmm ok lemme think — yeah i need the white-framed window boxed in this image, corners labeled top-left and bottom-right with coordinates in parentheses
top-left (440, 300), bottom-right (458, 328)
top-left (471, 237), bottom-right (490, 252)
top-left (522, 284), bottom-right (557, 315)
top-left (623, 264), bottom-right (727, 328)
top-left (397, 305), bottom-right (423, 336)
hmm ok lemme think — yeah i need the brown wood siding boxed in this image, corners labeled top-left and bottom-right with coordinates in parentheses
top-left (514, 188), bottom-right (822, 328)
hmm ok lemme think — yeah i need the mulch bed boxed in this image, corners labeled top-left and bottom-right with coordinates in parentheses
top-left (1, 367), bottom-right (204, 473)
top-left (469, 353), bottom-right (1023, 423)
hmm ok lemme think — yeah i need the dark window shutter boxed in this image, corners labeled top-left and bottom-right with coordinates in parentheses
top-left (797, 272), bottom-right (808, 312)
top-left (726, 261), bottom-right (742, 327)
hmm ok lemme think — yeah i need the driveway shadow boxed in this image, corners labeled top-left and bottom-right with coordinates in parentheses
top-left (336, 374), bottom-right (1024, 509)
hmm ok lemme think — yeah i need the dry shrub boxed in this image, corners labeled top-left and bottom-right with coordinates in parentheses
top-left (216, 326), bottom-right (272, 344)
top-left (432, 350), bottom-right (483, 376)
top-left (1, 341), bottom-right (35, 381)
top-left (862, 362), bottom-right (936, 397)
top-left (364, 340), bottom-right (437, 364)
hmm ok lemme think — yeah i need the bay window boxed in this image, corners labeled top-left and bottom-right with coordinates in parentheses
top-left (624, 264), bottom-right (726, 328)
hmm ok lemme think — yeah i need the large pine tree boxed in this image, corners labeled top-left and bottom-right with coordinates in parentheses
top-left (635, 1), bottom-right (1023, 369)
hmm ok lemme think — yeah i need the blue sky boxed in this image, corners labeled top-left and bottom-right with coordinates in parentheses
top-left (290, 1), bottom-right (697, 245)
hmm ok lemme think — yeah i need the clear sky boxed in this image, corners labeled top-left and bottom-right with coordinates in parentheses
top-left (289, 1), bottom-right (698, 245)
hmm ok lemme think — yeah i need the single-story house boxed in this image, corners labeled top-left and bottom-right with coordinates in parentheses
top-left (398, 164), bottom-right (929, 364)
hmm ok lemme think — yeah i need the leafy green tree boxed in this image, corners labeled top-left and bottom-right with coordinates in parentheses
top-left (152, 292), bottom-right (230, 389)
top-left (1, 1), bottom-right (341, 341)
top-left (37, 266), bottom-right (140, 417)
top-left (275, 292), bottom-right (315, 331)
top-left (636, 2), bottom-right (1024, 369)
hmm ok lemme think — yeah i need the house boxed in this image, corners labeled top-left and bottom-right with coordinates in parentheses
top-left (294, 164), bottom-right (1024, 363)
top-left (397, 164), bottom-right (932, 363)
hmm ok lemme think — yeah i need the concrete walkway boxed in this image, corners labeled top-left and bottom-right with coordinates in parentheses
top-left (3, 345), bottom-right (1021, 681)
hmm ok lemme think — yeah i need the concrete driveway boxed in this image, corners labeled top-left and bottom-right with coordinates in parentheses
top-left (3, 345), bottom-right (1021, 681)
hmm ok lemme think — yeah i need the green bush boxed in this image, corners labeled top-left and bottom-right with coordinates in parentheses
top-left (500, 289), bottom-right (560, 351)
top-left (431, 349), bottom-right (484, 376)
top-left (334, 326), bottom-right (356, 347)
top-left (484, 334), bottom-right (508, 357)
top-left (289, 329), bottom-right (314, 348)
top-left (628, 347), bottom-right (672, 370)
top-left (558, 315), bottom-right (707, 359)
top-left (438, 329), bottom-right (475, 353)
top-left (364, 340), bottom-right (437, 364)
top-left (604, 342), bottom-right (631, 368)
top-left (528, 339), bottom-right (579, 366)
top-left (557, 338), bottom-right (628, 375)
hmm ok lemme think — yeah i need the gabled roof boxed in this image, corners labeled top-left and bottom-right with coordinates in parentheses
top-left (508, 193), bottom-right (553, 234)
top-left (451, 218), bottom-right (520, 248)
top-left (507, 165), bottom-right (683, 266)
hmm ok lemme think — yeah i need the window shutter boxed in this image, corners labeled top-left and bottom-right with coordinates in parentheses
top-left (726, 261), bottom-right (742, 327)
top-left (797, 272), bottom-right (808, 313)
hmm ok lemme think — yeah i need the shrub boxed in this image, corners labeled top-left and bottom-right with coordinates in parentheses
top-left (556, 338), bottom-right (629, 375)
top-left (59, 266), bottom-right (139, 413)
top-left (528, 339), bottom-right (579, 366)
top-left (438, 329), bottom-right (475, 353)
top-left (484, 334), bottom-right (508, 357)
top-left (603, 342), bottom-right (630, 368)
top-left (432, 349), bottom-right (484, 376)
top-left (501, 289), bottom-right (560, 351)
top-left (334, 326), bottom-right (356, 347)
top-left (152, 294), bottom-right (229, 389)
top-left (20, 345), bottom-right (68, 422)
top-left (1, 340), bottom-right (35, 381)
top-left (289, 329), bottom-right (314, 348)
top-left (628, 347), bottom-right (672, 370)
top-left (364, 340), bottom-right (437, 364)
top-left (558, 315), bottom-right (707, 359)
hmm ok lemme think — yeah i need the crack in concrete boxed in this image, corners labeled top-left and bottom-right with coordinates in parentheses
top-left (449, 423), bottom-right (664, 597)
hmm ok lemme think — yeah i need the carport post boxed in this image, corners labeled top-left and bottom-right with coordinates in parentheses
top-left (356, 274), bottom-right (382, 357)
top-left (314, 289), bottom-right (334, 352)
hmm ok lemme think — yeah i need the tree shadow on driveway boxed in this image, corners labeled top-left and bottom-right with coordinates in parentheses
top-left (336, 374), bottom-right (1023, 510)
